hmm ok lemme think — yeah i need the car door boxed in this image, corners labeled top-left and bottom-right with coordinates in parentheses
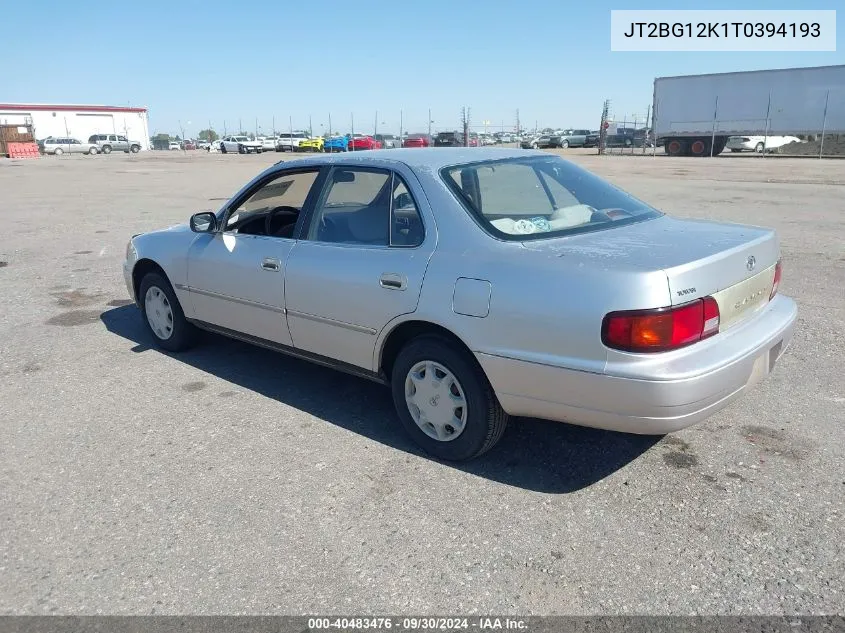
top-left (285, 165), bottom-right (434, 370)
top-left (185, 167), bottom-right (324, 346)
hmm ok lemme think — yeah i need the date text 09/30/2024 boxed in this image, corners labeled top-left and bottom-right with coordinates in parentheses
top-left (307, 617), bottom-right (528, 630)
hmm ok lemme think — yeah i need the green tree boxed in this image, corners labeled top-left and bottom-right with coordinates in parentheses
top-left (152, 133), bottom-right (170, 142)
top-left (197, 128), bottom-right (218, 142)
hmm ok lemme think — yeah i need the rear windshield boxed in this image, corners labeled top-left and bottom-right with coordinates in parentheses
top-left (440, 156), bottom-right (661, 241)
top-left (437, 132), bottom-right (456, 138)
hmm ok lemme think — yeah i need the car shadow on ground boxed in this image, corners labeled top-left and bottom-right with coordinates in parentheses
top-left (101, 306), bottom-right (660, 494)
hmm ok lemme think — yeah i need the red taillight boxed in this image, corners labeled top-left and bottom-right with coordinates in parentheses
top-left (602, 298), bottom-right (721, 353)
top-left (770, 259), bottom-right (782, 300)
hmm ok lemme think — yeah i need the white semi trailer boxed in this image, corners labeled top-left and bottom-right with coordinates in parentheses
top-left (653, 65), bottom-right (845, 156)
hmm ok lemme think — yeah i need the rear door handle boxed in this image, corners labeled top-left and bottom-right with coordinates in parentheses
top-left (379, 272), bottom-right (407, 290)
top-left (261, 257), bottom-right (281, 272)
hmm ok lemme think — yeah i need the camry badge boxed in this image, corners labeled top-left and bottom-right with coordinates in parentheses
top-left (746, 255), bottom-right (756, 271)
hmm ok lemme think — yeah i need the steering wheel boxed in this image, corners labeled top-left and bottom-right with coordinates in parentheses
top-left (265, 206), bottom-right (301, 237)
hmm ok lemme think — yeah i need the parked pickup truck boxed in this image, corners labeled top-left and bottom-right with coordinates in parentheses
top-left (220, 135), bottom-right (263, 154)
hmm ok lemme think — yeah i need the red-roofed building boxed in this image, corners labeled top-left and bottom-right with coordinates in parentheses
top-left (0, 104), bottom-right (150, 150)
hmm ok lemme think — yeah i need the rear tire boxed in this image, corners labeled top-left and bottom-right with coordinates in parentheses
top-left (221, 144), bottom-right (227, 154)
top-left (689, 138), bottom-right (710, 157)
top-left (560, 139), bottom-right (569, 149)
top-left (138, 272), bottom-right (197, 353)
top-left (665, 138), bottom-right (687, 156)
top-left (88, 146), bottom-right (98, 155)
top-left (54, 148), bottom-right (63, 155)
top-left (391, 335), bottom-right (509, 462)
top-left (755, 142), bottom-right (765, 153)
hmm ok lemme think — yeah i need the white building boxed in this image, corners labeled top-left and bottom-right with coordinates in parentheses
top-left (0, 103), bottom-right (151, 150)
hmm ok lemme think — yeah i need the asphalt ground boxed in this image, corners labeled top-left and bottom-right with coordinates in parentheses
top-left (1, 148), bottom-right (843, 615)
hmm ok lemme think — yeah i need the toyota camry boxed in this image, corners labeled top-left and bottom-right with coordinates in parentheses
top-left (123, 148), bottom-right (797, 461)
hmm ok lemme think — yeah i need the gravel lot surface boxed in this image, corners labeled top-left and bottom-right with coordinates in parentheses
top-left (1, 149), bottom-right (843, 615)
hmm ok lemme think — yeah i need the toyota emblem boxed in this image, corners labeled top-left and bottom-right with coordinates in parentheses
top-left (746, 255), bottom-right (756, 271)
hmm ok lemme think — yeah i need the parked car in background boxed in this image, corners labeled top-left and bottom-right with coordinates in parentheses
top-left (557, 129), bottom-right (592, 148)
top-left (168, 141), bottom-right (181, 150)
top-left (259, 137), bottom-right (278, 152)
top-left (521, 135), bottom-right (561, 149)
top-left (374, 134), bottom-right (400, 149)
top-left (324, 135), bottom-right (350, 153)
top-left (196, 140), bottom-right (211, 150)
top-left (275, 132), bottom-right (309, 152)
top-left (299, 137), bottom-right (325, 152)
top-left (220, 135), bottom-right (263, 154)
top-left (124, 148), bottom-right (796, 461)
top-left (435, 131), bottom-right (465, 147)
top-left (349, 135), bottom-right (383, 151)
top-left (468, 134), bottom-right (480, 147)
top-left (183, 140), bottom-right (197, 150)
top-left (584, 131), bottom-right (599, 148)
top-left (402, 133), bottom-right (431, 148)
top-left (88, 133), bottom-right (142, 154)
top-left (726, 135), bottom-right (803, 153)
top-left (39, 136), bottom-right (98, 155)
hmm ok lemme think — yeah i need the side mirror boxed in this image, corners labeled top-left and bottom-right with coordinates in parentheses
top-left (190, 211), bottom-right (218, 233)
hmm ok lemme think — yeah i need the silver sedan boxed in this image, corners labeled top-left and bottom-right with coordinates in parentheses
top-left (123, 148), bottom-right (797, 461)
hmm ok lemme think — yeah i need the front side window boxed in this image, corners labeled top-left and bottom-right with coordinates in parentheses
top-left (224, 170), bottom-right (319, 238)
top-left (442, 156), bottom-right (661, 241)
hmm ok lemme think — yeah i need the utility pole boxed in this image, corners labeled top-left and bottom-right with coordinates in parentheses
top-left (374, 110), bottom-right (378, 138)
top-left (428, 108), bottom-right (432, 139)
top-left (599, 99), bottom-right (610, 155)
top-left (238, 118), bottom-right (242, 135)
top-left (351, 113), bottom-right (355, 151)
top-left (399, 109), bottom-right (403, 142)
top-left (515, 108), bottom-right (520, 137)
top-left (328, 113), bottom-right (332, 137)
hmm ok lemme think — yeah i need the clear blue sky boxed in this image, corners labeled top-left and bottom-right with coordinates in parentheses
top-left (2, 0), bottom-right (841, 136)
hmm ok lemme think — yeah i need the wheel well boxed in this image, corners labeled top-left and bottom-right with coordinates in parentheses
top-left (379, 320), bottom-right (474, 380)
top-left (132, 259), bottom-right (169, 302)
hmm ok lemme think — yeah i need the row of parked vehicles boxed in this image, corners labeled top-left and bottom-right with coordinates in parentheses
top-left (38, 133), bottom-right (143, 155)
top-left (205, 131), bottom-right (534, 155)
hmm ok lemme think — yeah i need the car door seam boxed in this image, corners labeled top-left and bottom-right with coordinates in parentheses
top-left (177, 284), bottom-right (285, 314)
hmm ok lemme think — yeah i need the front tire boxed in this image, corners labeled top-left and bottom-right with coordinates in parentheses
top-left (130, 145), bottom-right (140, 153)
top-left (139, 272), bottom-right (197, 352)
top-left (560, 140), bottom-right (569, 149)
top-left (221, 144), bottom-right (228, 154)
top-left (391, 335), bottom-right (509, 461)
top-left (88, 146), bottom-right (98, 155)
top-left (102, 145), bottom-right (112, 154)
top-left (54, 148), bottom-right (63, 155)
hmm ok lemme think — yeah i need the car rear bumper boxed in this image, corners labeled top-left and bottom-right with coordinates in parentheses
top-left (475, 294), bottom-right (797, 435)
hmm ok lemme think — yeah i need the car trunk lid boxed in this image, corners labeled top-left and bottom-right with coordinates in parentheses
top-left (522, 215), bottom-right (780, 330)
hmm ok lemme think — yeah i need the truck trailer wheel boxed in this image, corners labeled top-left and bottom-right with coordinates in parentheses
top-left (665, 138), bottom-right (688, 157)
top-left (689, 138), bottom-right (710, 157)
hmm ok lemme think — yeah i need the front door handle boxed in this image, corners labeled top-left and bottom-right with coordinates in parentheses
top-left (379, 272), bottom-right (407, 291)
top-left (261, 257), bottom-right (281, 272)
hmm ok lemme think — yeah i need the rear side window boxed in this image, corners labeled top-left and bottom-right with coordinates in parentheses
top-left (441, 156), bottom-right (661, 241)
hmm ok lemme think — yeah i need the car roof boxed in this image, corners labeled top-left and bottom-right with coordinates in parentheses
top-left (273, 147), bottom-right (537, 171)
